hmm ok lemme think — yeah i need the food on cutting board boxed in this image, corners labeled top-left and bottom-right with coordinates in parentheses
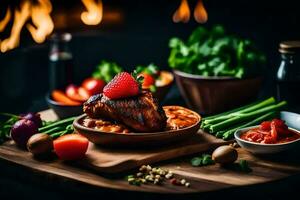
top-left (27, 133), bottom-right (53, 155)
top-left (168, 25), bottom-right (266, 78)
top-left (11, 119), bottom-right (39, 148)
top-left (201, 97), bottom-right (287, 140)
top-left (0, 112), bottom-right (88, 160)
top-left (240, 119), bottom-right (300, 144)
top-left (190, 154), bottom-right (214, 167)
top-left (190, 145), bottom-right (251, 172)
top-left (212, 145), bottom-right (238, 165)
top-left (82, 71), bottom-right (198, 133)
top-left (53, 134), bottom-right (89, 160)
top-left (126, 165), bottom-right (191, 187)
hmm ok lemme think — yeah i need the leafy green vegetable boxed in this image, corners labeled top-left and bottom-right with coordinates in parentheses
top-left (135, 63), bottom-right (159, 76)
top-left (92, 60), bottom-right (123, 82)
top-left (191, 154), bottom-right (214, 167)
top-left (168, 25), bottom-right (266, 78)
top-left (0, 115), bottom-right (19, 144)
top-left (236, 160), bottom-right (252, 173)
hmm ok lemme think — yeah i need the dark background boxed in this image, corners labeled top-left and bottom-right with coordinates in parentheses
top-left (0, 0), bottom-right (299, 113)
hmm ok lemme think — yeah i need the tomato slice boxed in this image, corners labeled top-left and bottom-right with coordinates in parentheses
top-left (53, 134), bottom-right (89, 160)
top-left (270, 121), bottom-right (278, 141)
top-left (260, 121), bottom-right (271, 131)
top-left (139, 73), bottom-right (155, 88)
top-left (82, 78), bottom-right (106, 95)
top-left (66, 85), bottom-right (89, 102)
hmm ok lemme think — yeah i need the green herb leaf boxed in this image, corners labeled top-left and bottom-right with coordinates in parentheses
top-left (191, 157), bottom-right (203, 167)
top-left (92, 60), bottom-right (123, 82)
top-left (191, 154), bottom-right (214, 167)
top-left (237, 160), bottom-right (252, 173)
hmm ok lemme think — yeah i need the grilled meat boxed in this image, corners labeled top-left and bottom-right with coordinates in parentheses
top-left (83, 91), bottom-right (167, 132)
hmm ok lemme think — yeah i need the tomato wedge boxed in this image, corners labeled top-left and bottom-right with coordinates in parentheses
top-left (53, 134), bottom-right (89, 160)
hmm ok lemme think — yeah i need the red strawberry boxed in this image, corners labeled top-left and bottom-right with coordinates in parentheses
top-left (103, 72), bottom-right (140, 99)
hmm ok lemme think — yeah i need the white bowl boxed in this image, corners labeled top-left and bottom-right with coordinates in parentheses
top-left (234, 125), bottom-right (300, 154)
top-left (280, 111), bottom-right (300, 130)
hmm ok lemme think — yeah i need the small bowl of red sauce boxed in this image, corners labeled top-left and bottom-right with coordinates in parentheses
top-left (234, 119), bottom-right (300, 154)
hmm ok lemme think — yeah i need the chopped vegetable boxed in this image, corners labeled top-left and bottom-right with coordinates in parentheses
top-left (168, 25), bottom-right (266, 78)
top-left (81, 77), bottom-right (106, 95)
top-left (241, 119), bottom-right (300, 144)
top-left (92, 60), bottom-right (123, 83)
top-left (191, 154), bottom-right (214, 167)
top-left (52, 90), bottom-right (81, 106)
top-left (135, 63), bottom-right (159, 90)
top-left (201, 97), bottom-right (287, 140)
top-left (53, 134), bottom-right (89, 160)
top-left (65, 85), bottom-right (89, 102)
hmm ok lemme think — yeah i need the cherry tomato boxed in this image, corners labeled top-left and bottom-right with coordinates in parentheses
top-left (65, 84), bottom-right (89, 102)
top-left (53, 134), bottom-right (89, 160)
top-left (82, 78), bottom-right (106, 95)
top-left (139, 73), bottom-right (155, 88)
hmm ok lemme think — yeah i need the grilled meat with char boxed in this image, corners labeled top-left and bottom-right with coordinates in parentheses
top-left (83, 91), bottom-right (167, 132)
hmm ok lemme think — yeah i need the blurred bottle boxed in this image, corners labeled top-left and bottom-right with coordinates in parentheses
top-left (276, 41), bottom-right (300, 111)
top-left (49, 33), bottom-right (74, 91)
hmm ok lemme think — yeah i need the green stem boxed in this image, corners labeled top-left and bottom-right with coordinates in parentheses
top-left (0, 113), bottom-right (19, 118)
top-left (222, 111), bottom-right (278, 140)
top-left (39, 117), bottom-right (75, 132)
top-left (202, 99), bottom-right (264, 121)
top-left (42, 127), bottom-right (62, 134)
top-left (204, 97), bottom-right (276, 125)
top-left (50, 130), bottom-right (68, 138)
top-left (210, 101), bottom-right (286, 133)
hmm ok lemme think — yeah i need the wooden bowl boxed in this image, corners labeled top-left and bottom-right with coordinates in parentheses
top-left (73, 106), bottom-right (201, 148)
top-left (46, 94), bottom-right (83, 119)
top-left (173, 70), bottom-right (262, 115)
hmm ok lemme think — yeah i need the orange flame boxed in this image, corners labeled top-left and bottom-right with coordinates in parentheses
top-left (1, 1), bottom-right (31, 53)
top-left (0, 7), bottom-right (11, 32)
top-left (194, 0), bottom-right (208, 23)
top-left (26, 0), bottom-right (54, 43)
top-left (81, 0), bottom-right (103, 25)
top-left (173, 0), bottom-right (191, 23)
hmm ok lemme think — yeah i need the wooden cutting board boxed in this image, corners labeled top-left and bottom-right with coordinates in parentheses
top-left (39, 109), bottom-right (230, 173)
top-left (78, 132), bottom-right (231, 173)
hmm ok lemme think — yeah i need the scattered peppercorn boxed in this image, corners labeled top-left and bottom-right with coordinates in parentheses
top-left (125, 165), bottom-right (191, 187)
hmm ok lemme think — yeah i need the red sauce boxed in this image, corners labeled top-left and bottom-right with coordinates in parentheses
top-left (241, 119), bottom-right (300, 144)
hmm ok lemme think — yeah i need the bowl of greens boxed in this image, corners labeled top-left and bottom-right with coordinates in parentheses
top-left (168, 25), bottom-right (266, 115)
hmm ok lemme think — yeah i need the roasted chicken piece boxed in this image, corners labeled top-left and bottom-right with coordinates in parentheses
top-left (83, 91), bottom-right (167, 132)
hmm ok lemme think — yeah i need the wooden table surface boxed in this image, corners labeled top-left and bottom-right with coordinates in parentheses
top-left (0, 109), bottom-right (300, 196)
